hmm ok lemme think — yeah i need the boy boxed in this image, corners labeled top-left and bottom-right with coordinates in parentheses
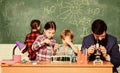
top-left (56, 29), bottom-right (78, 62)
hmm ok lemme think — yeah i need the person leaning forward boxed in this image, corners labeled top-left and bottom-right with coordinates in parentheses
top-left (81, 19), bottom-right (120, 73)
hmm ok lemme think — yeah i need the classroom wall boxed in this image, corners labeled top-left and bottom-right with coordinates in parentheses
top-left (0, 0), bottom-right (120, 72)
top-left (0, 0), bottom-right (120, 44)
top-left (0, 44), bottom-right (29, 61)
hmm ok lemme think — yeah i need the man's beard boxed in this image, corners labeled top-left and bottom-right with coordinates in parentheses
top-left (94, 35), bottom-right (108, 47)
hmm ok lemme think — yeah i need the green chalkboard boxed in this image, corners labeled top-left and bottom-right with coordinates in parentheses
top-left (0, 0), bottom-right (120, 44)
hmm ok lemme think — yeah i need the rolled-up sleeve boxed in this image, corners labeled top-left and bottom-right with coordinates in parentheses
top-left (32, 36), bottom-right (44, 51)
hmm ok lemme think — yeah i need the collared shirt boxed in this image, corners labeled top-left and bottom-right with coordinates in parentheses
top-left (32, 34), bottom-right (56, 61)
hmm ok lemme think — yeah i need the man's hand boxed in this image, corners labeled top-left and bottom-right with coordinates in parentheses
top-left (87, 45), bottom-right (95, 56)
top-left (100, 45), bottom-right (107, 58)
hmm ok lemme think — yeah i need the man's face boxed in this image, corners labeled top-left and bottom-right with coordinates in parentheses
top-left (93, 31), bottom-right (106, 40)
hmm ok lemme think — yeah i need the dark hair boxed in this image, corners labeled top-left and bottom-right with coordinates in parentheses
top-left (44, 21), bottom-right (56, 31)
top-left (92, 19), bottom-right (107, 35)
top-left (30, 19), bottom-right (40, 30)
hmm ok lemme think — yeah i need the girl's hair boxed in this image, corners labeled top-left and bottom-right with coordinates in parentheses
top-left (60, 29), bottom-right (74, 41)
top-left (44, 21), bottom-right (56, 31)
top-left (30, 19), bottom-right (41, 31)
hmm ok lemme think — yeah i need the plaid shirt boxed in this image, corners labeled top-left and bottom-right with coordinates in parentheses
top-left (32, 34), bottom-right (56, 61)
top-left (22, 31), bottom-right (40, 59)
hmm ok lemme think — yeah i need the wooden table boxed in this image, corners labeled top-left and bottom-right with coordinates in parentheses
top-left (1, 61), bottom-right (113, 73)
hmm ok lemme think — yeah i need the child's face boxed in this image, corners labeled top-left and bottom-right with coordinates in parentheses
top-left (62, 36), bottom-right (72, 44)
top-left (44, 29), bottom-right (55, 39)
top-left (37, 26), bottom-right (40, 30)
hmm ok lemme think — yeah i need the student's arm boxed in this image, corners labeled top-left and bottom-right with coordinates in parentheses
top-left (32, 36), bottom-right (45, 51)
top-left (66, 42), bottom-right (79, 54)
top-left (32, 36), bottom-right (52, 51)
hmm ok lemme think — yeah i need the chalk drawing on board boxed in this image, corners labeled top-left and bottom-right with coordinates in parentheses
top-left (78, 17), bottom-right (91, 37)
top-left (43, 6), bottom-right (56, 15)
top-left (3, 1), bottom-right (25, 22)
top-left (39, 0), bottom-right (63, 19)
top-left (2, 0), bottom-right (118, 44)
top-left (56, 0), bottom-right (96, 29)
top-left (41, 6), bottom-right (55, 23)
top-left (41, 0), bottom-right (64, 23)
top-left (56, 0), bottom-right (63, 8)
top-left (57, 0), bottom-right (84, 26)
top-left (88, 7), bottom-right (102, 16)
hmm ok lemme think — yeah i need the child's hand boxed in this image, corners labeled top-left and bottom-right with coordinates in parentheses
top-left (66, 40), bottom-right (72, 45)
top-left (54, 43), bottom-right (59, 51)
top-left (43, 39), bottom-right (51, 44)
top-left (65, 37), bottom-right (72, 45)
top-left (65, 38), bottom-right (72, 45)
